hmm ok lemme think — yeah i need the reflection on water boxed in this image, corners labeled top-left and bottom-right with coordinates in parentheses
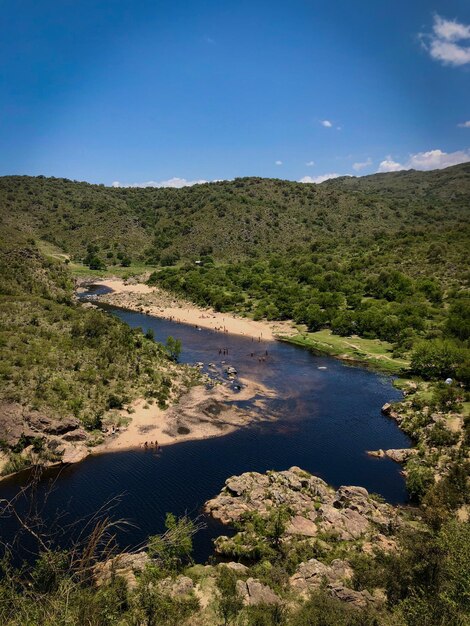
top-left (0, 286), bottom-right (410, 563)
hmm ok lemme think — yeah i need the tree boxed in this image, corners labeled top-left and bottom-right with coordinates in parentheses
top-left (410, 340), bottom-right (466, 381)
top-left (147, 513), bottom-right (195, 574)
top-left (216, 566), bottom-right (243, 625)
top-left (165, 336), bottom-right (182, 361)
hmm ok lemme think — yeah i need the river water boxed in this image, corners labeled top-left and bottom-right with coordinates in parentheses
top-left (0, 287), bottom-right (409, 562)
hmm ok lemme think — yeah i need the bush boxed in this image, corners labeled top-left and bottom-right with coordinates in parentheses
top-left (432, 383), bottom-right (463, 412)
top-left (215, 566), bottom-right (243, 626)
top-left (410, 340), bottom-right (467, 381)
top-left (427, 423), bottom-right (459, 447)
top-left (406, 460), bottom-right (434, 501)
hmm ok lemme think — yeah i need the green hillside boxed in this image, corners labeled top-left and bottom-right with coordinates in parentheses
top-left (1, 165), bottom-right (468, 376)
top-left (1, 164), bottom-right (469, 268)
top-left (0, 228), bottom-right (186, 472)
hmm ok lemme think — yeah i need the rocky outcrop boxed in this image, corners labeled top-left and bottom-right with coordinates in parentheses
top-left (94, 551), bottom-right (149, 588)
top-left (0, 402), bottom-right (90, 476)
top-left (236, 578), bottom-right (281, 606)
top-left (205, 467), bottom-right (400, 543)
top-left (159, 575), bottom-right (194, 596)
top-left (0, 403), bottom-right (36, 446)
top-left (367, 448), bottom-right (416, 463)
top-left (290, 558), bottom-right (353, 593)
top-left (327, 583), bottom-right (376, 608)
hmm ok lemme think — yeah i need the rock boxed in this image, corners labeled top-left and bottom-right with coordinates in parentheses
top-left (61, 444), bottom-right (89, 464)
top-left (362, 534), bottom-right (397, 554)
top-left (42, 416), bottom-right (81, 435)
top-left (367, 449), bottom-right (385, 458)
top-left (287, 515), bottom-right (318, 537)
top-left (384, 448), bottom-right (415, 463)
top-left (290, 559), bottom-right (353, 593)
top-left (205, 468), bottom-right (399, 549)
top-left (381, 403), bottom-right (392, 415)
top-left (0, 403), bottom-right (35, 446)
top-left (62, 429), bottom-right (88, 442)
top-left (159, 575), bottom-right (194, 596)
top-left (236, 578), bottom-right (281, 606)
top-left (94, 551), bottom-right (149, 588)
top-left (218, 562), bottom-right (249, 574)
top-left (327, 583), bottom-right (375, 608)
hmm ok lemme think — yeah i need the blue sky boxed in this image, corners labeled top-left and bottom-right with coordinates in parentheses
top-left (1, 0), bottom-right (469, 186)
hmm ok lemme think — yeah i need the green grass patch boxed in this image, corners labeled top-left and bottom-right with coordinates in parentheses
top-left (282, 329), bottom-right (409, 374)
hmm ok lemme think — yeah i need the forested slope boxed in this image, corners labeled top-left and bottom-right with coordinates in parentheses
top-left (1, 164), bottom-right (469, 266)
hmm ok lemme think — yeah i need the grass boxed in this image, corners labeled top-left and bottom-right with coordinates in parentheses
top-left (68, 261), bottom-right (156, 279)
top-left (38, 241), bottom-right (157, 279)
top-left (282, 329), bottom-right (409, 374)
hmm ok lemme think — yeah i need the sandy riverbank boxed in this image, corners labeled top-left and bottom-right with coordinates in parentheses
top-left (96, 376), bottom-right (276, 453)
top-left (93, 278), bottom-right (295, 341)
top-left (79, 276), bottom-right (284, 455)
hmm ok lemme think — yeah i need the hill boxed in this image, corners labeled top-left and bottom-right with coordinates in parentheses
top-left (0, 228), bottom-right (186, 475)
top-left (1, 164), bottom-right (469, 268)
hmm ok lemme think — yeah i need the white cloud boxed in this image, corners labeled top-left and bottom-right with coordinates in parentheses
top-left (458, 121), bottom-right (470, 128)
top-left (275, 160), bottom-right (283, 166)
top-left (378, 157), bottom-right (403, 173)
top-left (352, 158), bottom-right (372, 172)
top-left (112, 177), bottom-right (209, 189)
top-left (422, 14), bottom-right (470, 66)
top-left (378, 148), bottom-right (470, 173)
top-left (305, 160), bottom-right (315, 166)
top-left (299, 173), bottom-right (341, 184)
top-left (407, 148), bottom-right (470, 170)
top-left (321, 120), bottom-right (332, 128)
top-left (433, 14), bottom-right (470, 41)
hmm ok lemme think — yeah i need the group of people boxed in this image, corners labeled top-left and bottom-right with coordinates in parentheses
top-left (142, 440), bottom-right (159, 450)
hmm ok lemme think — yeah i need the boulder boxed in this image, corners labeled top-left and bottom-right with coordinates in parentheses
top-left (62, 428), bottom-right (88, 442)
top-left (61, 444), bottom-right (89, 464)
top-left (42, 416), bottom-right (81, 435)
top-left (367, 449), bottom-right (385, 458)
top-left (0, 403), bottom-right (35, 446)
top-left (381, 403), bottom-right (392, 415)
top-left (94, 551), bottom-right (149, 588)
top-left (218, 562), bottom-right (249, 574)
top-left (290, 559), bottom-right (353, 593)
top-left (327, 583), bottom-right (375, 609)
top-left (236, 578), bottom-right (281, 606)
top-left (384, 448), bottom-right (415, 463)
top-left (159, 575), bottom-right (194, 596)
top-left (287, 515), bottom-right (318, 537)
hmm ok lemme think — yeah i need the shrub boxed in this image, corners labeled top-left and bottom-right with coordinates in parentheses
top-left (410, 340), bottom-right (467, 381)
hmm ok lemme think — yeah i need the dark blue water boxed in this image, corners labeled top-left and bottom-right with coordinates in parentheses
top-left (0, 286), bottom-right (409, 563)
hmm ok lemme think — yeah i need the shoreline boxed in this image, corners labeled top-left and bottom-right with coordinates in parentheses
top-left (88, 277), bottom-right (296, 342)
top-left (95, 376), bottom-right (276, 454)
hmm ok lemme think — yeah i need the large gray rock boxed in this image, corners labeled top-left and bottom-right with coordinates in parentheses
top-left (236, 578), bottom-right (281, 606)
top-left (327, 583), bottom-right (375, 608)
top-left (290, 559), bottom-right (353, 593)
top-left (42, 416), bottom-right (81, 435)
top-left (205, 467), bottom-right (399, 547)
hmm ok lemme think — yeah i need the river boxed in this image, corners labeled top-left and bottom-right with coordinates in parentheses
top-left (0, 287), bottom-right (409, 562)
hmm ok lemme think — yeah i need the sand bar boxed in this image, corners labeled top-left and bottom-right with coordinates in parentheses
top-left (97, 377), bottom-right (276, 453)
top-left (93, 278), bottom-right (295, 341)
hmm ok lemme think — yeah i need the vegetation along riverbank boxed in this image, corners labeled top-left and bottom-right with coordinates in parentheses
top-left (0, 166), bottom-right (468, 625)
